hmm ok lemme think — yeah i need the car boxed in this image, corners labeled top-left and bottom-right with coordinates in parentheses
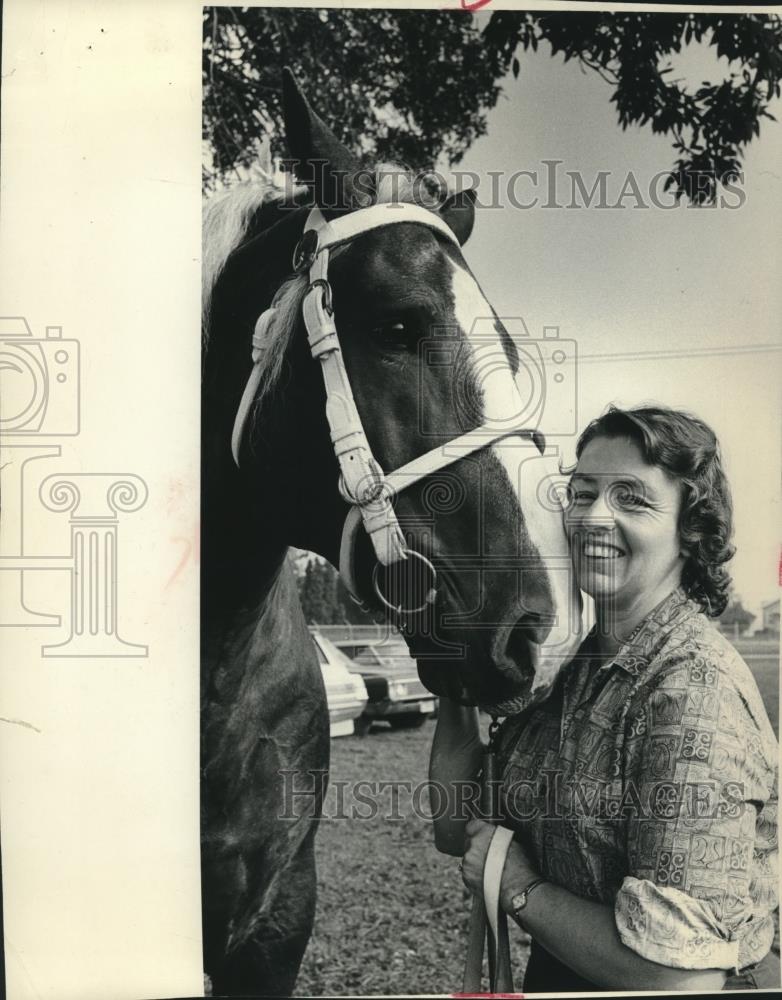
top-left (346, 638), bottom-right (438, 734)
top-left (309, 630), bottom-right (369, 738)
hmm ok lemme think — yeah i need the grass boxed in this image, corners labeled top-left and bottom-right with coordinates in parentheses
top-left (295, 721), bottom-right (529, 996)
top-left (732, 637), bottom-right (779, 736)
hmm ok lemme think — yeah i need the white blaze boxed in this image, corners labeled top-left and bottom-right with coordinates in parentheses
top-left (447, 261), bottom-right (584, 682)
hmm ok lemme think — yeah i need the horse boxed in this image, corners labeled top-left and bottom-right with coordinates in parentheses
top-left (201, 69), bottom-right (582, 996)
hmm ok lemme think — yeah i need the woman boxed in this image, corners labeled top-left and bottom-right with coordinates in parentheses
top-left (437, 405), bottom-right (778, 991)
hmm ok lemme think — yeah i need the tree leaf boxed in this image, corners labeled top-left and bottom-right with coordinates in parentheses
top-left (203, 7), bottom-right (782, 206)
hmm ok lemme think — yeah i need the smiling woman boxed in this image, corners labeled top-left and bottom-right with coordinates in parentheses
top-left (568, 405), bottom-right (736, 628)
top-left (454, 404), bottom-right (779, 992)
top-left (568, 436), bottom-right (686, 632)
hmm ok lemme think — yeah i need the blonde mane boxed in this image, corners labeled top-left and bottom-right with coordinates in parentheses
top-left (203, 164), bottom-right (431, 411)
top-left (203, 175), bottom-right (289, 334)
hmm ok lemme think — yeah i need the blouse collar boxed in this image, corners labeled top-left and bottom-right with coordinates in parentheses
top-left (587, 587), bottom-right (700, 677)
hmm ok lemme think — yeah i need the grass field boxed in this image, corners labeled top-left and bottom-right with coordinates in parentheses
top-left (733, 637), bottom-right (779, 736)
top-left (295, 720), bottom-right (526, 996)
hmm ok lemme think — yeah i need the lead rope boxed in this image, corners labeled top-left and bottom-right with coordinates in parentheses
top-left (462, 716), bottom-right (515, 994)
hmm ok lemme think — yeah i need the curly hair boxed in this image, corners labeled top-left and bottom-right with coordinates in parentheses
top-left (575, 405), bottom-right (735, 617)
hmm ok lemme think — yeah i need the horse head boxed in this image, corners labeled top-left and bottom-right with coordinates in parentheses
top-left (203, 70), bottom-right (582, 716)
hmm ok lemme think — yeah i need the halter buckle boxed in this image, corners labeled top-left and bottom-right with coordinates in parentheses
top-left (293, 229), bottom-right (319, 273)
top-left (338, 457), bottom-right (387, 507)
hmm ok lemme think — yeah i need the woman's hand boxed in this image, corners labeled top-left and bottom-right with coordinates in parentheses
top-left (461, 817), bottom-right (539, 905)
top-left (460, 817), bottom-right (495, 897)
top-left (428, 699), bottom-right (484, 857)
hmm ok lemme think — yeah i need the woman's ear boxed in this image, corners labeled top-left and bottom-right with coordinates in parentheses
top-left (439, 188), bottom-right (477, 246)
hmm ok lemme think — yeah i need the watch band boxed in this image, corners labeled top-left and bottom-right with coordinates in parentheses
top-left (510, 877), bottom-right (547, 920)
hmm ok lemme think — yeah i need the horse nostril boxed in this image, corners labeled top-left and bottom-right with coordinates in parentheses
top-left (512, 612), bottom-right (554, 647)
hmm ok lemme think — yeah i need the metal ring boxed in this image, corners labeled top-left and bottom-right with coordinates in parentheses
top-left (292, 229), bottom-right (319, 273)
top-left (372, 549), bottom-right (438, 616)
top-left (309, 277), bottom-right (333, 316)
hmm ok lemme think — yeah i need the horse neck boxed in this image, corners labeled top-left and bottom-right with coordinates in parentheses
top-left (204, 284), bottom-right (347, 567)
top-left (202, 543), bottom-right (324, 772)
top-left (202, 205), bottom-right (310, 668)
top-left (200, 478), bottom-right (289, 645)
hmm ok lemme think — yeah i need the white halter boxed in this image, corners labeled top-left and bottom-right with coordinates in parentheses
top-left (231, 202), bottom-right (543, 613)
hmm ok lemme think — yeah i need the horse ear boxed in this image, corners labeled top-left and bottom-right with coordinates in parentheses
top-left (281, 67), bottom-right (366, 216)
top-left (439, 188), bottom-right (477, 246)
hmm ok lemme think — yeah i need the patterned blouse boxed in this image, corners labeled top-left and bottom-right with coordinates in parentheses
top-left (496, 587), bottom-right (778, 973)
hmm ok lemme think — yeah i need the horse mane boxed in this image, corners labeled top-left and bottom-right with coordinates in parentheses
top-left (202, 171), bottom-right (297, 335)
top-left (202, 163), bottom-right (434, 410)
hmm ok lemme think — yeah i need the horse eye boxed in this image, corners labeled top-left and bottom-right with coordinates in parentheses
top-left (373, 321), bottom-right (411, 350)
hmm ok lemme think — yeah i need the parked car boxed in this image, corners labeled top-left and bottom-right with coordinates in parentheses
top-left (309, 630), bottom-right (369, 738)
top-left (347, 638), bottom-right (438, 734)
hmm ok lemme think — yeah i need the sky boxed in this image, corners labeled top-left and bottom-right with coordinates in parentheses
top-left (438, 30), bottom-right (782, 620)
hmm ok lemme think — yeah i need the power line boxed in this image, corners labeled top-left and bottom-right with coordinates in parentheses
top-left (574, 343), bottom-right (781, 363)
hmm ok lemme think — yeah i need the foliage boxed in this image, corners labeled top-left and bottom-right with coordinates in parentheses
top-left (485, 12), bottom-right (782, 204)
top-left (298, 558), bottom-right (341, 624)
top-left (203, 7), bottom-right (781, 203)
top-left (719, 597), bottom-right (756, 634)
top-left (203, 7), bottom-right (500, 183)
top-left (292, 551), bottom-right (385, 626)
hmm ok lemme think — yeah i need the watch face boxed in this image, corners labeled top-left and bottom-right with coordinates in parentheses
top-left (511, 890), bottom-right (527, 913)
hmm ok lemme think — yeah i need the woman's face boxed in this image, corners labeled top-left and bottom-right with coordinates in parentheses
top-left (565, 435), bottom-right (685, 616)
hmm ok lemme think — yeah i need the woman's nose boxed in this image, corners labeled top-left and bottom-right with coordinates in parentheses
top-left (576, 492), bottom-right (615, 526)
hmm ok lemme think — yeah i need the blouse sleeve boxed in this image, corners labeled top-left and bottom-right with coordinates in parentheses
top-left (614, 656), bottom-right (778, 972)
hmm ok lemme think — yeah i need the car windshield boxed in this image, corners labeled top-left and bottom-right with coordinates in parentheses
top-left (358, 642), bottom-right (415, 668)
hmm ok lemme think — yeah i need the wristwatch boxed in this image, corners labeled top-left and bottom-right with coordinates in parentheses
top-left (510, 877), bottom-right (547, 921)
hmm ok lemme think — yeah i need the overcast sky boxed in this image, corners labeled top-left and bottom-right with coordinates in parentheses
top-left (442, 29), bottom-right (781, 620)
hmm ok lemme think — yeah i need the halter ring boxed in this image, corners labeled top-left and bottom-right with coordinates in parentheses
top-left (372, 549), bottom-right (438, 616)
top-left (292, 229), bottom-right (319, 273)
top-left (309, 278), bottom-right (333, 316)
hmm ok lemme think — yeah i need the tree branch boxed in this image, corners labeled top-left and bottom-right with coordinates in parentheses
top-left (578, 53), bottom-right (619, 86)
